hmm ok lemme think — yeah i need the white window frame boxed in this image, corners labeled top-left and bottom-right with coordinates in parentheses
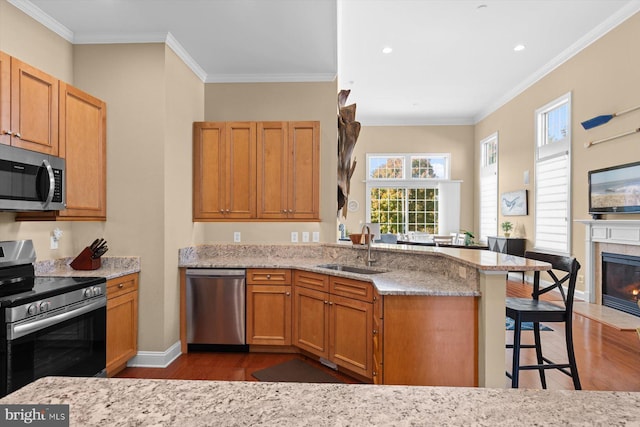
top-left (365, 153), bottom-right (455, 235)
top-left (479, 132), bottom-right (498, 243)
top-left (534, 92), bottom-right (572, 255)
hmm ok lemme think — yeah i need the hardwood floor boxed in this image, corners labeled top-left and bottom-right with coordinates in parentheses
top-left (117, 279), bottom-right (640, 391)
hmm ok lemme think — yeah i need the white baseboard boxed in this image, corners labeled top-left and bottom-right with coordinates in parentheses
top-left (127, 341), bottom-right (182, 369)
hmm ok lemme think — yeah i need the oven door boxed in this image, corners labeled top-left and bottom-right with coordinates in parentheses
top-left (3, 298), bottom-right (106, 396)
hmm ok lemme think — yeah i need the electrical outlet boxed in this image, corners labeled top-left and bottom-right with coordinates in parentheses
top-left (291, 232), bottom-right (299, 243)
top-left (578, 275), bottom-right (584, 284)
top-left (312, 231), bottom-right (320, 242)
top-left (50, 236), bottom-right (58, 250)
top-left (458, 266), bottom-right (466, 279)
top-left (302, 232), bottom-right (310, 242)
top-left (233, 232), bottom-right (241, 243)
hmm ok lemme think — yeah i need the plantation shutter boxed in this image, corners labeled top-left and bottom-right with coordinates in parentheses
top-left (535, 152), bottom-right (570, 253)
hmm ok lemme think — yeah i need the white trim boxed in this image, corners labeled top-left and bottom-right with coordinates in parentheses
top-left (165, 33), bottom-right (207, 82)
top-left (7, 0), bottom-right (74, 42)
top-left (126, 341), bottom-right (182, 369)
top-left (474, 0), bottom-right (640, 123)
top-left (479, 132), bottom-right (498, 243)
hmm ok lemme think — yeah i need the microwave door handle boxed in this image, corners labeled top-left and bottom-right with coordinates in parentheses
top-left (41, 159), bottom-right (55, 207)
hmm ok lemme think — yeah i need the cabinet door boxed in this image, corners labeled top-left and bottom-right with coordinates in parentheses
top-left (246, 284), bottom-right (292, 346)
top-left (106, 274), bottom-right (139, 377)
top-left (292, 286), bottom-right (329, 358)
top-left (193, 122), bottom-right (226, 220)
top-left (10, 58), bottom-right (58, 155)
top-left (256, 122), bottom-right (289, 219)
top-left (0, 52), bottom-right (9, 146)
top-left (57, 83), bottom-right (107, 219)
top-left (329, 294), bottom-right (373, 379)
top-left (225, 122), bottom-right (256, 218)
top-left (288, 121), bottom-right (319, 219)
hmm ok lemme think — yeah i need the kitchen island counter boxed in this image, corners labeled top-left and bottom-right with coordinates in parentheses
top-left (1, 376), bottom-right (638, 426)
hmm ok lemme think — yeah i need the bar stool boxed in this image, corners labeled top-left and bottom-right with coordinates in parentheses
top-left (506, 251), bottom-right (582, 389)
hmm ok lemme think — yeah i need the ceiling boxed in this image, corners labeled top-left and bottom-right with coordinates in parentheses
top-left (10, 0), bottom-right (640, 125)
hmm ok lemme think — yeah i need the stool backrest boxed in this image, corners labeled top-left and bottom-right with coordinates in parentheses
top-left (524, 251), bottom-right (581, 313)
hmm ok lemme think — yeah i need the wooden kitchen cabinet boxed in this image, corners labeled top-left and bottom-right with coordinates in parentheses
top-left (246, 269), bottom-right (292, 346)
top-left (5, 56), bottom-right (59, 155)
top-left (193, 120), bottom-right (319, 222)
top-left (256, 121), bottom-right (319, 220)
top-left (18, 83), bottom-right (107, 221)
top-left (106, 273), bottom-right (139, 377)
top-left (293, 271), bottom-right (375, 380)
top-left (193, 121), bottom-right (256, 220)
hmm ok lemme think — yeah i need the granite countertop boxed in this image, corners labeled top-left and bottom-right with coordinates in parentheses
top-left (1, 377), bottom-right (638, 426)
top-left (178, 243), bottom-right (550, 297)
top-left (35, 256), bottom-right (141, 280)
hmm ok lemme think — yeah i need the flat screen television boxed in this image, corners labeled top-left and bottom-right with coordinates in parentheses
top-left (588, 160), bottom-right (640, 216)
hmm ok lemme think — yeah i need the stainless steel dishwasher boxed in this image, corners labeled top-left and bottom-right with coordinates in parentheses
top-left (185, 269), bottom-right (248, 351)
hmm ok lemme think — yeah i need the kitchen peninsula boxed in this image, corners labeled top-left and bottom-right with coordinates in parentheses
top-left (179, 242), bottom-right (550, 388)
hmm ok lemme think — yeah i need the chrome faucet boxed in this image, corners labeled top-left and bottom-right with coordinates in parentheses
top-left (361, 224), bottom-right (376, 267)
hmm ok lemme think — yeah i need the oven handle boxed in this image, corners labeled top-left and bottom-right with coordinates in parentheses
top-left (8, 298), bottom-right (106, 340)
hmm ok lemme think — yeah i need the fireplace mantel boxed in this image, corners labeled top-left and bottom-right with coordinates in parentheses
top-left (576, 219), bottom-right (640, 303)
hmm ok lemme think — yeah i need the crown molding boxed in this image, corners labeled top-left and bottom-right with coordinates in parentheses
top-left (7, 0), bottom-right (74, 42)
top-left (165, 33), bottom-right (207, 82)
top-left (360, 116), bottom-right (475, 127)
top-left (474, 0), bottom-right (640, 124)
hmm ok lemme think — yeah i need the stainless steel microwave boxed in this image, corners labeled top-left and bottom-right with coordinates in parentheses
top-left (0, 144), bottom-right (65, 211)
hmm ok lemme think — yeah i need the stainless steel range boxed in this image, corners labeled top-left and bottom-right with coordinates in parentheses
top-left (0, 240), bottom-right (106, 397)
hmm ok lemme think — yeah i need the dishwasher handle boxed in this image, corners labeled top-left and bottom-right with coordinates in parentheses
top-left (186, 269), bottom-right (246, 277)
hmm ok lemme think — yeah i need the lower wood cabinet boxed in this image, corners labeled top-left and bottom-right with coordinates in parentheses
top-left (246, 269), bottom-right (292, 346)
top-left (106, 273), bottom-right (139, 377)
top-left (293, 271), bottom-right (375, 380)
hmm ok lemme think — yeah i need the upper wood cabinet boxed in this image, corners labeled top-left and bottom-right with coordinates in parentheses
top-left (0, 52), bottom-right (10, 147)
top-left (193, 120), bottom-right (320, 221)
top-left (257, 121), bottom-right (320, 220)
top-left (16, 83), bottom-right (107, 221)
top-left (5, 57), bottom-right (59, 155)
top-left (193, 121), bottom-right (256, 220)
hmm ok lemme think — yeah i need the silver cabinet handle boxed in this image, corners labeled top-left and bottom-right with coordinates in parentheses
top-left (285, 292), bottom-right (290, 296)
top-left (14, 132), bottom-right (21, 139)
top-left (266, 274), bottom-right (271, 279)
top-left (2, 130), bottom-right (12, 135)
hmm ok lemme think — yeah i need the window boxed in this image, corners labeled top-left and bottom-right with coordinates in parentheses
top-left (534, 92), bottom-right (571, 254)
top-left (366, 153), bottom-right (451, 234)
top-left (479, 133), bottom-right (498, 242)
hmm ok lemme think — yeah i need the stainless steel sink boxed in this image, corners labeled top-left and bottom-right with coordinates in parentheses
top-left (315, 264), bottom-right (384, 275)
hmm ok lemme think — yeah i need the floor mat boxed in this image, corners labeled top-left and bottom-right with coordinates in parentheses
top-left (252, 359), bottom-right (343, 383)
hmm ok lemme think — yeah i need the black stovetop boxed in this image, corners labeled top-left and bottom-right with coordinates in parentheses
top-left (0, 276), bottom-right (106, 308)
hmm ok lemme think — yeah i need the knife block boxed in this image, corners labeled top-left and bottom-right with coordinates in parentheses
top-left (70, 247), bottom-right (101, 271)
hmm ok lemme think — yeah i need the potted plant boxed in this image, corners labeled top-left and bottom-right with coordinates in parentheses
top-left (501, 221), bottom-right (513, 237)
top-left (461, 230), bottom-right (475, 246)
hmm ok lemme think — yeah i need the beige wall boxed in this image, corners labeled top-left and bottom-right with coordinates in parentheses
top-left (340, 125), bottom-right (476, 237)
top-left (474, 11), bottom-right (640, 290)
top-left (163, 45), bottom-right (205, 349)
top-left (203, 82), bottom-right (338, 243)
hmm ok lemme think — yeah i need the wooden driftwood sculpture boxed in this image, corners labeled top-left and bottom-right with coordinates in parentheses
top-left (337, 89), bottom-right (360, 219)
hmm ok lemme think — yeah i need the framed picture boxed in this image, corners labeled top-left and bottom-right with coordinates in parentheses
top-left (501, 190), bottom-right (528, 216)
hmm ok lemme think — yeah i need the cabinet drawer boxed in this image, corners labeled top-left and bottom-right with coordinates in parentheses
top-left (107, 273), bottom-right (139, 300)
top-left (294, 270), bottom-right (329, 292)
top-left (330, 276), bottom-right (373, 303)
top-left (247, 269), bottom-right (291, 285)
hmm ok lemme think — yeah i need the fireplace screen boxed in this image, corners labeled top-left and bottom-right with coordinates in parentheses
top-left (602, 252), bottom-right (640, 317)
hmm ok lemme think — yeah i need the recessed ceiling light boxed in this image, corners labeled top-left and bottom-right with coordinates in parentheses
top-left (514, 44), bottom-right (526, 52)
top-left (477, 4), bottom-right (488, 10)
top-left (382, 47), bottom-right (393, 54)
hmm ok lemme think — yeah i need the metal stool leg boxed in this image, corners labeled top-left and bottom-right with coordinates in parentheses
top-left (511, 317), bottom-right (522, 388)
top-left (565, 320), bottom-right (582, 390)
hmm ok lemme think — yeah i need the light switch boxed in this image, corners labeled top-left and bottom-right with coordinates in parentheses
top-left (302, 232), bottom-right (310, 242)
top-left (312, 232), bottom-right (320, 242)
top-left (233, 232), bottom-right (241, 242)
top-left (291, 232), bottom-right (299, 243)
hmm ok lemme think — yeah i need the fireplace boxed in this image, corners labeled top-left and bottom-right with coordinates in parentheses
top-left (602, 252), bottom-right (640, 317)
